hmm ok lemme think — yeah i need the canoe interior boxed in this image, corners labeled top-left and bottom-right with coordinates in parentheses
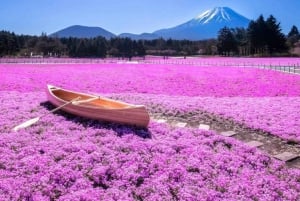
top-left (51, 89), bottom-right (132, 109)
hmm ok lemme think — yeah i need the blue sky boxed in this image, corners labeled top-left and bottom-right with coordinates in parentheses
top-left (1, 0), bottom-right (300, 36)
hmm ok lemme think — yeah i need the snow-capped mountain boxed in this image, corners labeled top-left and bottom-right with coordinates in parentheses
top-left (195, 6), bottom-right (245, 24)
top-left (153, 7), bottom-right (250, 40)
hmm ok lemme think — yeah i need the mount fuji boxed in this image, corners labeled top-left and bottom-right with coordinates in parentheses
top-left (153, 7), bottom-right (251, 40)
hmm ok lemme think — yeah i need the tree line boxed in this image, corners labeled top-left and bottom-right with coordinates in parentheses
top-left (0, 15), bottom-right (299, 58)
top-left (0, 32), bottom-right (217, 58)
top-left (217, 15), bottom-right (300, 56)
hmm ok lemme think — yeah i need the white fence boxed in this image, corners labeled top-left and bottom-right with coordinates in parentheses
top-left (0, 57), bottom-right (299, 74)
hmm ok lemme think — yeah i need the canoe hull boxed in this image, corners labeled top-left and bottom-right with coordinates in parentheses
top-left (46, 85), bottom-right (150, 127)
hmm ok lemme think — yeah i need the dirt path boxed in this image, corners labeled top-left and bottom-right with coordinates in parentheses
top-left (151, 111), bottom-right (300, 169)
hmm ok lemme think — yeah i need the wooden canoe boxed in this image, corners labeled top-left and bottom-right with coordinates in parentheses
top-left (46, 84), bottom-right (150, 127)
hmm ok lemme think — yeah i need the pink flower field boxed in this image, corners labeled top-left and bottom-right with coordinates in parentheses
top-left (1, 60), bottom-right (300, 200)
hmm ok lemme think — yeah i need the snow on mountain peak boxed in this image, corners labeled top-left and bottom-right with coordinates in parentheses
top-left (195, 7), bottom-right (237, 24)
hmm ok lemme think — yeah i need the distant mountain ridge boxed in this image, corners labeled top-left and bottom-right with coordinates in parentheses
top-left (50, 25), bottom-right (116, 39)
top-left (50, 7), bottom-right (250, 40)
top-left (118, 33), bottom-right (159, 40)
